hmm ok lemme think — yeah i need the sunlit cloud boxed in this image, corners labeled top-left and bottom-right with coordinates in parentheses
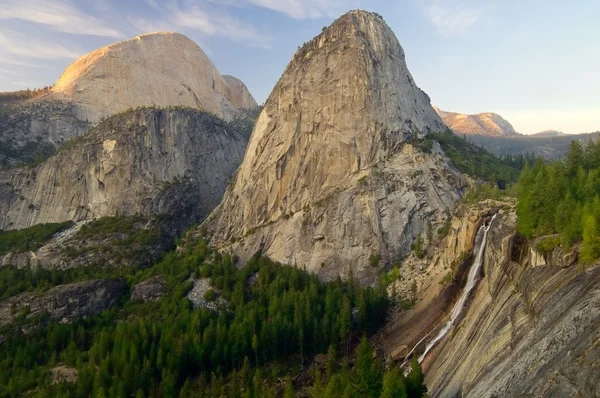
top-left (0, 0), bottom-right (124, 38)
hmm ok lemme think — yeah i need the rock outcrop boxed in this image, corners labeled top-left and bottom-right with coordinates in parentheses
top-left (0, 101), bottom-right (90, 166)
top-left (0, 279), bottom-right (126, 327)
top-left (203, 11), bottom-right (466, 283)
top-left (131, 276), bottom-right (166, 302)
top-left (381, 202), bottom-right (600, 397)
top-left (0, 32), bottom-right (256, 166)
top-left (0, 108), bottom-right (247, 231)
top-left (435, 107), bottom-right (520, 137)
top-left (0, 217), bottom-right (170, 270)
top-left (48, 32), bottom-right (257, 123)
top-left (423, 210), bottom-right (600, 397)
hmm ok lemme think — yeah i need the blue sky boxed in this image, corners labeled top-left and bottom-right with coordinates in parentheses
top-left (0, 0), bottom-right (598, 135)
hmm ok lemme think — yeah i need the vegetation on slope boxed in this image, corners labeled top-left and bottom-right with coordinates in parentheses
top-left (0, 221), bottom-right (73, 256)
top-left (467, 131), bottom-right (600, 160)
top-left (419, 130), bottom-right (531, 187)
top-left (0, 232), bottom-right (426, 397)
top-left (516, 138), bottom-right (600, 263)
top-left (0, 87), bottom-right (52, 104)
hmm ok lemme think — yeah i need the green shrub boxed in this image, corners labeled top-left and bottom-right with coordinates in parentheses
top-left (203, 289), bottom-right (217, 302)
top-left (369, 253), bottom-right (381, 267)
top-left (0, 221), bottom-right (73, 256)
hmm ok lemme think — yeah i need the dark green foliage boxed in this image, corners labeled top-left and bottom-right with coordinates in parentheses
top-left (437, 211), bottom-right (452, 238)
top-left (353, 337), bottom-right (383, 397)
top-left (411, 233), bottom-right (425, 258)
top-left (369, 253), bottom-right (381, 267)
top-left (203, 289), bottom-right (217, 301)
top-left (0, 238), bottom-right (389, 397)
top-left (516, 138), bottom-right (600, 263)
top-left (406, 357), bottom-right (427, 398)
top-left (425, 131), bottom-right (526, 186)
top-left (381, 367), bottom-right (408, 398)
top-left (318, 336), bottom-right (426, 398)
top-left (0, 221), bottom-right (73, 256)
top-left (62, 215), bottom-right (162, 262)
top-left (0, 266), bottom-right (130, 300)
top-left (76, 215), bottom-right (157, 245)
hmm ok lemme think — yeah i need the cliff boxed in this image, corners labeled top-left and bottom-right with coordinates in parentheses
top-left (0, 32), bottom-right (256, 166)
top-left (0, 108), bottom-right (247, 231)
top-left (0, 279), bottom-right (126, 327)
top-left (203, 11), bottom-right (466, 283)
top-left (435, 107), bottom-right (520, 137)
top-left (48, 32), bottom-right (257, 123)
top-left (381, 202), bottom-right (600, 397)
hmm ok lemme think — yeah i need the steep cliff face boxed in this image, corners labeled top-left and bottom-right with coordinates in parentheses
top-left (0, 101), bottom-right (90, 166)
top-left (48, 32), bottom-right (257, 123)
top-left (381, 202), bottom-right (600, 397)
top-left (0, 32), bottom-right (256, 166)
top-left (424, 210), bottom-right (600, 397)
top-left (0, 279), bottom-right (126, 327)
top-left (0, 108), bottom-right (247, 231)
top-left (204, 11), bottom-right (466, 283)
top-left (435, 107), bottom-right (520, 137)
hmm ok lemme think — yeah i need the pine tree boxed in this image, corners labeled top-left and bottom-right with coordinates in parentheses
top-left (326, 344), bottom-right (338, 380)
top-left (353, 336), bottom-right (382, 397)
top-left (581, 210), bottom-right (600, 264)
top-left (381, 367), bottom-right (408, 398)
top-left (284, 379), bottom-right (296, 398)
top-left (406, 357), bottom-right (427, 398)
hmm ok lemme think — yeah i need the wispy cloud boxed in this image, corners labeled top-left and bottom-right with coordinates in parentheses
top-left (0, 0), bottom-right (123, 38)
top-left (0, 67), bottom-right (19, 75)
top-left (419, 0), bottom-right (483, 35)
top-left (0, 29), bottom-right (81, 61)
top-left (130, 2), bottom-right (271, 48)
top-left (241, 0), bottom-right (356, 19)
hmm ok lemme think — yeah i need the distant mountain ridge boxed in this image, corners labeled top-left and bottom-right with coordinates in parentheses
top-left (531, 130), bottom-right (566, 137)
top-left (434, 106), bottom-right (520, 137)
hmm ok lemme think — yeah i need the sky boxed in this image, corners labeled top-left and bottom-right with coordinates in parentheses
top-left (0, 0), bottom-right (598, 135)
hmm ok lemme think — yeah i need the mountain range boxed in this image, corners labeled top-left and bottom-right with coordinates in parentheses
top-left (0, 10), bottom-right (598, 398)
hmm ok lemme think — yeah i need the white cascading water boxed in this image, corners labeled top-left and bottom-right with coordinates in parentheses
top-left (404, 214), bottom-right (496, 366)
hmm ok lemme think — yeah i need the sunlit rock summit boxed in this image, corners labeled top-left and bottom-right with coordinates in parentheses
top-left (204, 10), bottom-right (466, 283)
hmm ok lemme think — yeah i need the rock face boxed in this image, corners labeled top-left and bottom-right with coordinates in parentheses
top-left (204, 11), bottom-right (466, 283)
top-left (0, 101), bottom-right (90, 166)
top-left (0, 108), bottom-right (247, 231)
top-left (381, 203), bottom-right (600, 397)
top-left (0, 32), bottom-right (256, 166)
top-left (423, 210), bottom-right (600, 397)
top-left (131, 276), bottom-right (166, 302)
top-left (48, 32), bottom-right (257, 123)
top-left (0, 279), bottom-right (126, 327)
top-left (434, 107), bottom-right (520, 137)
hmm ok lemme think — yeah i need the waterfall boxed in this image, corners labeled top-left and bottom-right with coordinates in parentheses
top-left (402, 214), bottom-right (496, 367)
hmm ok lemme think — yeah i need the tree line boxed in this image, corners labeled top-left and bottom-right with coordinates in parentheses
top-left (517, 138), bottom-right (600, 263)
top-left (0, 236), bottom-right (416, 397)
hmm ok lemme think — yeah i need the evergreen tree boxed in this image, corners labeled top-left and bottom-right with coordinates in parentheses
top-left (406, 357), bottom-right (427, 398)
top-left (381, 367), bottom-right (408, 398)
top-left (353, 336), bottom-right (382, 397)
top-left (284, 379), bottom-right (296, 398)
